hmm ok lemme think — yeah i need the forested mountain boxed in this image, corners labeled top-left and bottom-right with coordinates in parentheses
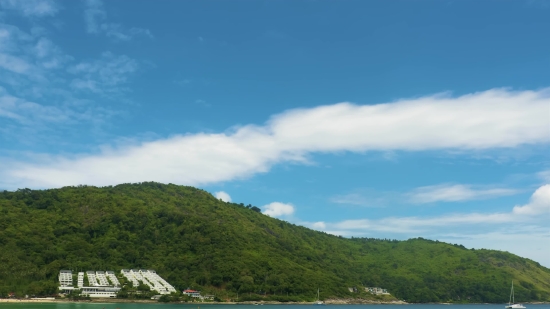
top-left (0, 182), bottom-right (549, 302)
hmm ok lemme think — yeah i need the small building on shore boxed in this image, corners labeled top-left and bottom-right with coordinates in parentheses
top-left (183, 289), bottom-right (201, 298)
top-left (366, 287), bottom-right (390, 295)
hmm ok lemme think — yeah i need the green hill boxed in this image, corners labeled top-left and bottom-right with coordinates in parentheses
top-left (0, 182), bottom-right (549, 302)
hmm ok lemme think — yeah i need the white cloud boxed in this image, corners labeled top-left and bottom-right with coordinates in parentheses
top-left (1, 88), bottom-right (550, 189)
top-left (84, 0), bottom-right (152, 41)
top-left (311, 221), bottom-right (326, 229)
top-left (408, 184), bottom-right (520, 203)
top-left (262, 202), bottom-right (295, 217)
top-left (512, 184), bottom-right (550, 215)
top-left (0, 0), bottom-right (59, 17)
top-left (214, 191), bottom-right (231, 202)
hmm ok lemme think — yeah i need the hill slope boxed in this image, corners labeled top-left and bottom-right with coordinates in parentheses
top-left (0, 182), bottom-right (549, 302)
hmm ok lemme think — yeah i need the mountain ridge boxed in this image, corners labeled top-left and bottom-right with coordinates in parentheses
top-left (0, 182), bottom-right (549, 302)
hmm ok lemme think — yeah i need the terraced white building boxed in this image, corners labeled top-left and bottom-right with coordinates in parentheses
top-left (95, 271), bottom-right (110, 286)
top-left (77, 272), bottom-right (84, 288)
top-left (86, 271), bottom-right (98, 286)
top-left (58, 270), bottom-right (74, 293)
top-left (120, 269), bottom-right (176, 295)
top-left (59, 269), bottom-right (176, 297)
top-left (106, 271), bottom-right (120, 286)
top-left (59, 270), bottom-right (72, 287)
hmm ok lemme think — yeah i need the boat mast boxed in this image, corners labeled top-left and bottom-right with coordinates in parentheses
top-left (508, 280), bottom-right (514, 305)
top-left (512, 281), bottom-right (514, 304)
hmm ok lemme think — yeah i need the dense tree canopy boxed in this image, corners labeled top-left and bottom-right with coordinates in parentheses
top-left (0, 182), bottom-right (549, 302)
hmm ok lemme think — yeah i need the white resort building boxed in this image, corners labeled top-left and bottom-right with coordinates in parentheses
top-left (120, 269), bottom-right (176, 294)
top-left (106, 271), bottom-right (120, 286)
top-left (77, 272), bottom-right (84, 288)
top-left (95, 271), bottom-right (110, 286)
top-left (121, 269), bottom-right (139, 287)
top-left (59, 270), bottom-right (120, 297)
top-left (80, 286), bottom-right (120, 298)
top-left (58, 270), bottom-right (74, 293)
top-left (58, 268), bottom-right (174, 298)
top-left (86, 271), bottom-right (98, 286)
top-left (59, 270), bottom-right (73, 287)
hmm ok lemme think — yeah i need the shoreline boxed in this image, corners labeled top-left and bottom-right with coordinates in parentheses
top-left (0, 298), bottom-right (549, 305)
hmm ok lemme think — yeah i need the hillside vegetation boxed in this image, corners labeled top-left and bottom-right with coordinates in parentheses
top-left (0, 182), bottom-right (549, 302)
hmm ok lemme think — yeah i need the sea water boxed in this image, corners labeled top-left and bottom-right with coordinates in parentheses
top-left (1, 304), bottom-right (550, 309)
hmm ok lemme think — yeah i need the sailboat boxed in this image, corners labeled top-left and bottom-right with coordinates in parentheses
top-left (505, 281), bottom-right (526, 309)
top-left (314, 288), bottom-right (324, 305)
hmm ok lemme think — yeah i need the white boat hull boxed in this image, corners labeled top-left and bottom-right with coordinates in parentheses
top-left (506, 304), bottom-right (526, 309)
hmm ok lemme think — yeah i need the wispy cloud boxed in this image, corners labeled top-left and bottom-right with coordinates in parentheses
top-left (33, 37), bottom-right (73, 69)
top-left (0, 0), bottom-right (59, 17)
top-left (0, 24), bottom-right (37, 76)
top-left (102, 24), bottom-right (153, 41)
top-left (0, 53), bottom-right (33, 74)
top-left (0, 87), bottom-right (119, 134)
top-left (538, 170), bottom-right (550, 182)
top-left (84, 0), bottom-right (152, 41)
top-left (0, 23), bottom-right (72, 80)
top-left (330, 192), bottom-right (391, 207)
top-left (2, 88), bottom-right (549, 189)
top-left (408, 184), bottom-right (520, 203)
top-left (194, 99), bottom-right (211, 107)
top-left (68, 51), bottom-right (138, 93)
top-left (330, 183), bottom-right (520, 208)
top-left (0, 10), bottom-right (135, 147)
top-left (0, 87), bottom-right (71, 124)
top-left (284, 198), bottom-right (550, 266)
top-left (84, 0), bottom-right (105, 33)
top-left (439, 226), bottom-right (550, 266)
top-left (318, 184), bottom-right (549, 234)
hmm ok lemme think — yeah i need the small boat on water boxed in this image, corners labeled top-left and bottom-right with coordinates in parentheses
top-left (505, 281), bottom-right (526, 309)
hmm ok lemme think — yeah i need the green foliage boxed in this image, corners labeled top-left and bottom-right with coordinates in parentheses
top-left (0, 182), bottom-right (549, 302)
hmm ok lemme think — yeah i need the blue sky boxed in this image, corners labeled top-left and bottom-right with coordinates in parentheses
top-left (1, 0), bottom-right (549, 266)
